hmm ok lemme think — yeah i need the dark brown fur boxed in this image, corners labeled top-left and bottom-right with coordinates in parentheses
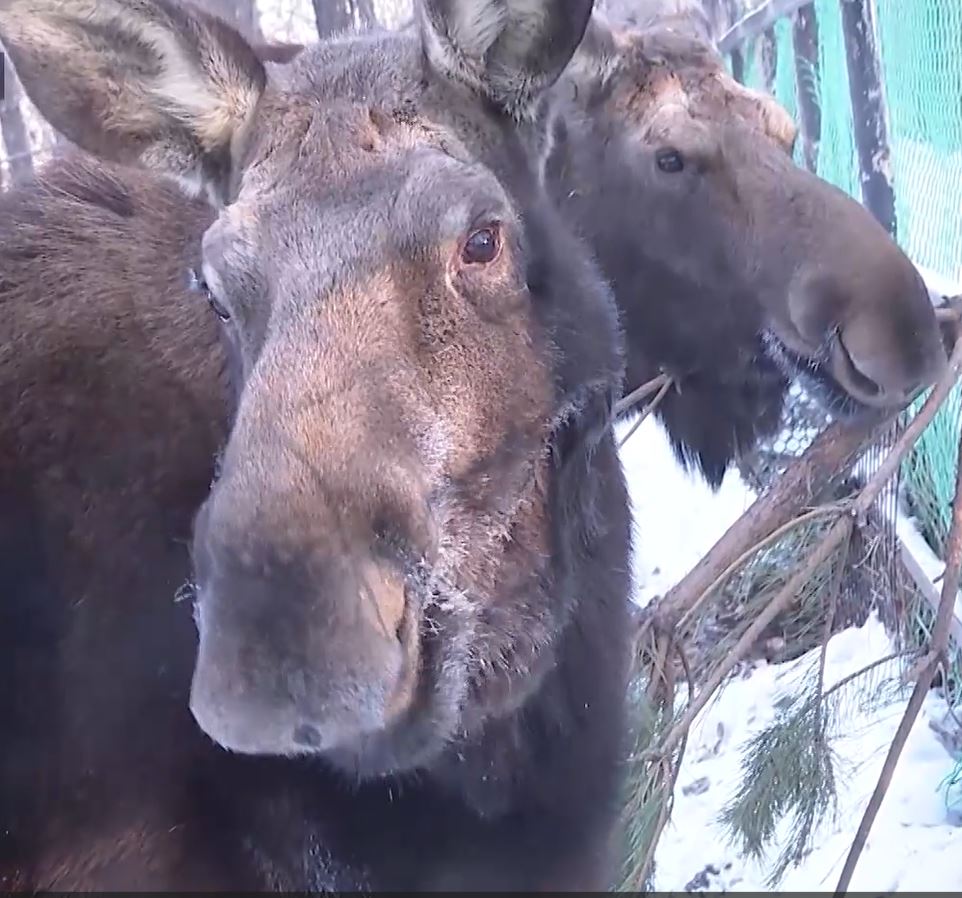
top-left (0, 0), bottom-right (632, 890)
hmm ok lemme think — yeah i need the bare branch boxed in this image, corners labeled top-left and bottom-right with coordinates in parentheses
top-left (626, 333), bottom-right (962, 888)
top-left (614, 373), bottom-right (671, 418)
top-left (618, 377), bottom-right (674, 448)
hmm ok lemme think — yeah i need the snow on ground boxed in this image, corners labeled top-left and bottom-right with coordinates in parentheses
top-left (616, 414), bottom-right (758, 610)
top-left (616, 412), bottom-right (962, 892)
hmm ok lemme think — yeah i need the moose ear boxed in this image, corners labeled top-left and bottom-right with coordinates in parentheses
top-left (0, 0), bottom-right (266, 207)
top-left (419, 0), bottom-right (596, 119)
top-left (564, 12), bottom-right (621, 90)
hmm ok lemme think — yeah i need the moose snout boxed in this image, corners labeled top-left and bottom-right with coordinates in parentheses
top-left (786, 263), bottom-right (948, 409)
top-left (188, 521), bottom-right (420, 757)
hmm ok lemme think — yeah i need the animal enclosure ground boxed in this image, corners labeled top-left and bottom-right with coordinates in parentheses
top-left (619, 413), bottom-right (962, 891)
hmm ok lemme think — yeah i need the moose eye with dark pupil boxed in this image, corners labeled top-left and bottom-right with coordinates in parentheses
top-left (187, 266), bottom-right (231, 322)
top-left (462, 227), bottom-right (501, 265)
top-left (655, 148), bottom-right (685, 174)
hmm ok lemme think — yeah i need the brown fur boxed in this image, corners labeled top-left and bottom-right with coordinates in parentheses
top-left (0, 0), bottom-right (633, 890)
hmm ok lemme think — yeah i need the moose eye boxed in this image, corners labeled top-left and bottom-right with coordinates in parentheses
top-left (187, 266), bottom-right (231, 322)
top-left (655, 148), bottom-right (685, 174)
top-left (461, 225), bottom-right (502, 266)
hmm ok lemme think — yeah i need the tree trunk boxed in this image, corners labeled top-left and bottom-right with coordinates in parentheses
top-left (1, 69), bottom-right (32, 188)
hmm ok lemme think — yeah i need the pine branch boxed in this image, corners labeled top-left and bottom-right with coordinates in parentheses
top-left (719, 680), bottom-right (841, 886)
top-left (651, 515), bottom-right (855, 761)
top-left (719, 627), bottom-right (912, 887)
top-left (677, 504), bottom-right (848, 633)
top-left (661, 331), bottom-right (962, 762)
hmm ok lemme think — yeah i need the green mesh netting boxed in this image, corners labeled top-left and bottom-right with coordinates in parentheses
top-left (903, 386), bottom-right (961, 558)
top-left (733, 1), bottom-right (961, 566)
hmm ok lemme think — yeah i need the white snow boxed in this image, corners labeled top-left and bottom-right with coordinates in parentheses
top-left (617, 413), bottom-right (758, 609)
top-left (616, 412), bottom-right (962, 893)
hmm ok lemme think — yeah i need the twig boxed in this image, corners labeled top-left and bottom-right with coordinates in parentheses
top-left (618, 377), bottom-right (674, 448)
top-left (834, 411), bottom-right (962, 895)
top-left (614, 373), bottom-right (671, 418)
top-left (817, 523), bottom-right (849, 694)
top-left (644, 631), bottom-right (673, 704)
top-left (821, 649), bottom-right (918, 701)
top-left (634, 730), bottom-right (686, 890)
top-left (633, 641), bottom-right (683, 889)
top-left (717, 0), bottom-right (817, 53)
top-left (899, 535), bottom-right (962, 652)
top-left (676, 504), bottom-right (848, 632)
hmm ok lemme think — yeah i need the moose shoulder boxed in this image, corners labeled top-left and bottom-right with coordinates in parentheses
top-left (543, 3), bottom-right (946, 485)
top-left (0, 0), bottom-right (632, 890)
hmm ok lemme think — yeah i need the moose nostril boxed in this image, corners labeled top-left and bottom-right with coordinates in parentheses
top-left (835, 333), bottom-right (882, 397)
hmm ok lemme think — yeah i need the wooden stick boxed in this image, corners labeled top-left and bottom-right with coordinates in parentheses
top-left (614, 373), bottom-right (671, 418)
top-left (618, 377), bottom-right (674, 448)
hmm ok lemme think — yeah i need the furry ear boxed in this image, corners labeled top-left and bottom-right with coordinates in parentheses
top-left (419, 0), bottom-right (596, 119)
top-left (563, 13), bottom-right (622, 92)
top-left (0, 0), bottom-right (266, 206)
top-left (252, 40), bottom-right (304, 65)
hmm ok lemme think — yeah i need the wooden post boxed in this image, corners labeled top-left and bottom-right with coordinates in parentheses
top-left (759, 25), bottom-right (779, 94)
top-left (311, 0), bottom-right (376, 38)
top-left (839, 0), bottom-right (897, 237)
top-left (312, 0), bottom-right (354, 37)
top-left (792, 3), bottom-right (822, 172)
